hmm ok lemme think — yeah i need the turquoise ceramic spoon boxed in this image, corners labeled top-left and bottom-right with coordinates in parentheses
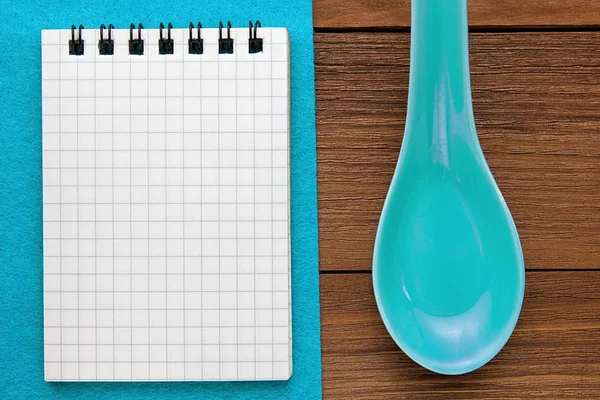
top-left (372, 0), bottom-right (525, 375)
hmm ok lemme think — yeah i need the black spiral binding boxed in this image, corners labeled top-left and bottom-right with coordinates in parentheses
top-left (129, 23), bottom-right (144, 55)
top-left (69, 25), bottom-right (84, 56)
top-left (218, 21), bottom-right (234, 54)
top-left (249, 21), bottom-right (263, 53)
top-left (98, 24), bottom-right (114, 55)
top-left (68, 22), bottom-right (264, 56)
top-left (188, 22), bottom-right (203, 54)
top-left (159, 22), bottom-right (174, 54)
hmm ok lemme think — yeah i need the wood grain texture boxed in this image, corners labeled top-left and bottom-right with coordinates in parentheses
top-left (316, 32), bottom-right (600, 271)
top-left (321, 272), bottom-right (600, 399)
top-left (313, 0), bottom-right (600, 29)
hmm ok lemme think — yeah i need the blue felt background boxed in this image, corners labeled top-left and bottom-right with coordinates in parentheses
top-left (0, 1), bottom-right (321, 398)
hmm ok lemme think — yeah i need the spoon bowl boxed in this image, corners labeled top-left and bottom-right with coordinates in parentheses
top-left (373, 155), bottom-right (525, 374)
top-left (372, 0), bottom-right (525, 375)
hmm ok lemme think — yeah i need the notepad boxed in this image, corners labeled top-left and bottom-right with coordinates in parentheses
top-left (42, 24), bottom-right (291, 381)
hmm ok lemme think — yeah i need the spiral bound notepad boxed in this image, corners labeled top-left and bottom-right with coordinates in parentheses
top-left (42, 22), bottom-right (291, 382)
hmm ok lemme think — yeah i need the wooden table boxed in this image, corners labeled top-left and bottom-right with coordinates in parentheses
top-left (314, 1), bottom-right (600, 398)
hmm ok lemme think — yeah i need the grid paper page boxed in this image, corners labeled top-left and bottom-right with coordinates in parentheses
top-left (42, 26), bottom-right (291, 382)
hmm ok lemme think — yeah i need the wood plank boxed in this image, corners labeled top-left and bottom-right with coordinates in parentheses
top-left (320, 272), bottom-right (600, 399)
top-left (316, 32), bottom-right (600, 271)
top-left (313, 0), bottom-right (600, 29)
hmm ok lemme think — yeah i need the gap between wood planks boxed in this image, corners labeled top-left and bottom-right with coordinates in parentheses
top-left (314, 25), bottom-right (600, 33)
top-left (320, 269), bottom-right (600, 275)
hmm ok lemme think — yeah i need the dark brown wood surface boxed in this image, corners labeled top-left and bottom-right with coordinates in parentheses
top-left (316, 32), bottom-right (600, 272)
top-left (314, 3), bottom-right (600, 398)
top-left (314, 0), bottom-right (600, 29)
top-left (320, 273), bottom-right (600, 399)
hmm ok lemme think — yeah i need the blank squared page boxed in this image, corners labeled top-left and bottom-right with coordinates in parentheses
top-left (41, 26), bottom-right (291, 381)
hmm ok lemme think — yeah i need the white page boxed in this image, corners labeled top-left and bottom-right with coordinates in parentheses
top-left (42, 25), bottom-right (291, 381)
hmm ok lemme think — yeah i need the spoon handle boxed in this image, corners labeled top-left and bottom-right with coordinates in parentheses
top-left (404, 0), bottom-right (479, 166)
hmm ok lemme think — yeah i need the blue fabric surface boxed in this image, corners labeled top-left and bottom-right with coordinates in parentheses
top-left (0, 1), bottom-right (321, 398)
